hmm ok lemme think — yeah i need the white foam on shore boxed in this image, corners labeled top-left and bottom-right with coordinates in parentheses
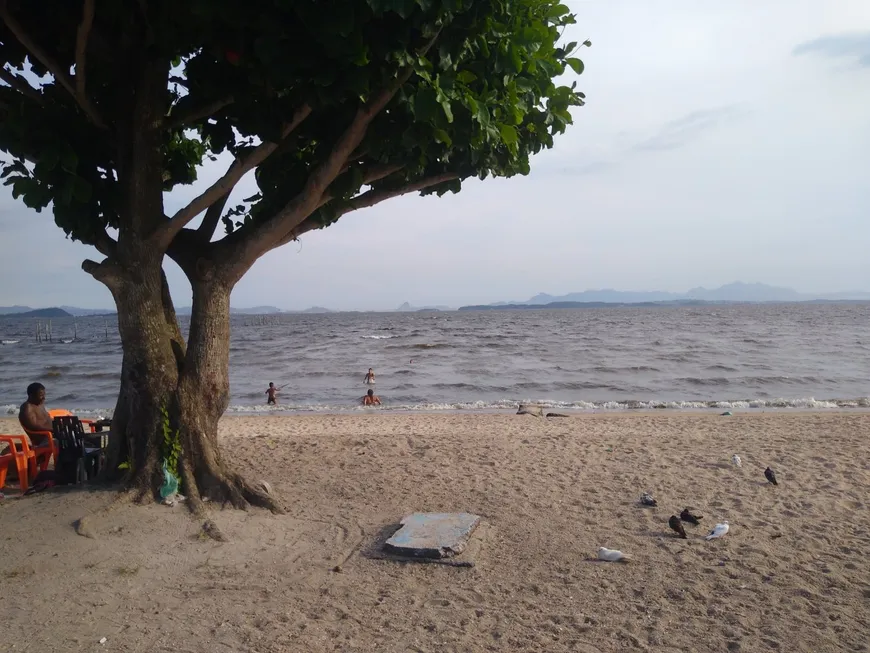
top-left (3, 397), bottom-right (868, 418)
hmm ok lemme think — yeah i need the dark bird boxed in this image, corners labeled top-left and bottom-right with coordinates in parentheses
top-left (669, 515), bottom-right (687, 539)
top-left (764, 467), bottom-right (778, 485)
top-left (640, 492), bottom-right (657, 507)
top-left (680, 507), bottom-right (703, 525)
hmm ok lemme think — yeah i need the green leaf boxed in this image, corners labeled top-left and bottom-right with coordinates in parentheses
top-left (437, 94), bottom-right (454, 123)
top-left (433, 128), bottom-right (452, 147)
top-left (456, 70), bottom-right (478, 84)
top-left (565, 58), bottom-right (585, 75)
top-left (547, 4), bottom-right (571, 18)
top-left (499, 124), bottom-right (519, 147)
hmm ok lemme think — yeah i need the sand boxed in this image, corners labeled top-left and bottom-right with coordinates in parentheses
top-left (1, 412), bottom-right (869, 653)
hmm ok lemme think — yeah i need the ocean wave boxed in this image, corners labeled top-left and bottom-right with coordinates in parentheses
top-left (362, 334), bottom-right (398, 340)
top-left (219, 397), bottom-right (870, 413)
top-left (706, 364), bottom-right (738, 372)
top-left (4, 397), bottom-right (868, 418)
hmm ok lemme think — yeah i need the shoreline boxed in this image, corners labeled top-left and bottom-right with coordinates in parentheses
top-left (4, 402), bottom-right (870, 419)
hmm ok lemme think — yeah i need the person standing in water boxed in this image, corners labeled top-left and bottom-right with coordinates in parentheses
top-left (364, 368), bottom-right (376, 385)
top-left (265, 382), bottom-right (281, 405)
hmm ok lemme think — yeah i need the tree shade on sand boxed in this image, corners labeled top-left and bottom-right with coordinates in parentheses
top-left (0, 0), bottom-right (588, 517)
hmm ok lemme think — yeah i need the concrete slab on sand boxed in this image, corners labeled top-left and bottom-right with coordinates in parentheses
top-left (384, 512), bottom-right (481, 559)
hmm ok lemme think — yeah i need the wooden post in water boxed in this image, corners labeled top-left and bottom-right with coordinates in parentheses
top-left (48, 320), bottom-right (52, 342)
top-left (36, 321), bottom-right (40, 342)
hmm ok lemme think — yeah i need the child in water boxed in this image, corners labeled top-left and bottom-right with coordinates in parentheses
top-left (364, 368), bottom-right (376, 385)
top-left (265, 382), bottom-right (280, 405)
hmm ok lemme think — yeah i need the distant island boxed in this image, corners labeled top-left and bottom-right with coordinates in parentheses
top-left (3, 282), bottom-right (869, 317)
top-left (0, 307), bottom-right (73, 318)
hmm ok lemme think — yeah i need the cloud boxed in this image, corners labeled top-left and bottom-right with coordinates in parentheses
top-left (632, 106), bottom-right (746, 152)
top-left (793, 32), bottom-right (870, 67)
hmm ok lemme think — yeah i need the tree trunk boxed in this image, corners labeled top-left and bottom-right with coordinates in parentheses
top-left (101, 258), bottom-right (184, 497)
top-left (173, 279), bottom-right (282, 514)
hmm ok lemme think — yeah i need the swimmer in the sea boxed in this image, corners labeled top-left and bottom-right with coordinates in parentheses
top-left (265, 382), bottom-right (281, 405)
top-left (364, 368), bottom-right (376, 385)
top-left (361, 388), bottom-right (381, 406)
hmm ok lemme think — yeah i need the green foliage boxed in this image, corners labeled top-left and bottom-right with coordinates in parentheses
top-left (160, 404), bottom-right (182, 479)
top-left (0, 0), bottom-right (588, 245)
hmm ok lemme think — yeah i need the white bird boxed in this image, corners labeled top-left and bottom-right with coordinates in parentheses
top-left (705, 521), bottom-right (730, 540)
top-left (598, 547), bottom-right (631, 562)
top-left (732, 454), bottom-right (742, 467)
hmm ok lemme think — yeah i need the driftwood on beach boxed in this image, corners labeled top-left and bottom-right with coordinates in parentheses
top-left (516, 404), bottom-right (545, 417)
top-left (517, 405), bottom-right (571, 418)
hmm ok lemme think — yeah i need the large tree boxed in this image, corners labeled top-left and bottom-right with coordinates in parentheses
top-left (0, 0), bottom-right (586, 515)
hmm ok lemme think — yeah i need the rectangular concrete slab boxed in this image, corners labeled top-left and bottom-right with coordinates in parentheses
top-left (384, 512), bottom-right (481, 559)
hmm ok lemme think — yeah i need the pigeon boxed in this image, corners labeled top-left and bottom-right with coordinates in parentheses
top-left (598, 547), bottom-right (631, 562)
top-left (764, 467), bottom-right (778, 485)
top-left (668, 515), bottom-right (687, 539)
top-left (680, 507), bottom-right (703, 525)
top-left (640, 492), bottom-right (657, 507)
top-left (732, 454), bottom-right (742, 467)
top-left (705, 521), bottom-right (730, 540)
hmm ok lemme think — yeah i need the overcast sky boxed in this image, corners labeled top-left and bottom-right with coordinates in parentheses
top-left (2, 0), bottom-right (869, 311)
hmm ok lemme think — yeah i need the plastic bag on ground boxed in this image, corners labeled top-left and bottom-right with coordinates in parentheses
top-left (159, 461), bottom-right (179, 499)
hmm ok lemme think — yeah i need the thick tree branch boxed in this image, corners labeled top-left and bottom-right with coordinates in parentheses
top-left (89, 228), bottom-right (118, 257)
top-left (167, 96), bottom-right (234, 129)
top-left (196, 193), bottom-right (229, 242)
top-left (277, 172), bottom-right (457, 248)
top-left (152, 103), bottom-right (312, 249)
top-left (74, 0), bottom-right (95, 112)
top-left (0, 66), bottom-right (44, 105)
top-left (316, 162), bottom-right (406, 210)
top-left (345, 172), bottom-right (457, 212)
top-left (216, 30), bottom-right (445, 278)
top-left (81, 257), bottom-right (122, 287)
top-left (222, 71), bottom-right (417, 270)
top-left (0, 0), bottom-right (106, 127)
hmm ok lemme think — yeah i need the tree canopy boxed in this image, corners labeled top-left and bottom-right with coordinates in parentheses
top-left (1, 0), bottom-right (587, 273)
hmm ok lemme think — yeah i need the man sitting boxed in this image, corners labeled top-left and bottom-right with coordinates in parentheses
top-left (19, 382), bottom-right (53, 447)
top-left (361, 388), bottom-right (381, 406)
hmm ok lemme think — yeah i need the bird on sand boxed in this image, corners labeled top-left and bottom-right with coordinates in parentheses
top-left (640, 492), bottom-right (657, 507)
top-left (680, 507), bottom-right (703, 525)
top-left (764, 467), bottom-right (778, 485)
top-left (598, 547), bottom-right (631, 562)
top-left (668, 515), bottom-right (687, 539)
top-left (732, 454), bottom-right (742, 467)
top-left (705, 521), bottom-right (730, 540)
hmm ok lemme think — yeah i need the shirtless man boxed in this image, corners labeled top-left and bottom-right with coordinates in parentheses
top-left (361, 388), bottom-right (381, 406)
top-left (265, 382), bottom-right (280, 406)
top-left (19, 382), bottom-right (53, 447)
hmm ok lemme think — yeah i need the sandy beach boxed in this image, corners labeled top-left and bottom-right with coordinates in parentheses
top-left (2, 412), bottom-right (869, 652)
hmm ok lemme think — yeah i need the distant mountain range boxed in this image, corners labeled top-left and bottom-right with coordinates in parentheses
top-left (504, 282), bottom-right (870, 306)
top-left (3, 283), bottom-right (869, 318)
